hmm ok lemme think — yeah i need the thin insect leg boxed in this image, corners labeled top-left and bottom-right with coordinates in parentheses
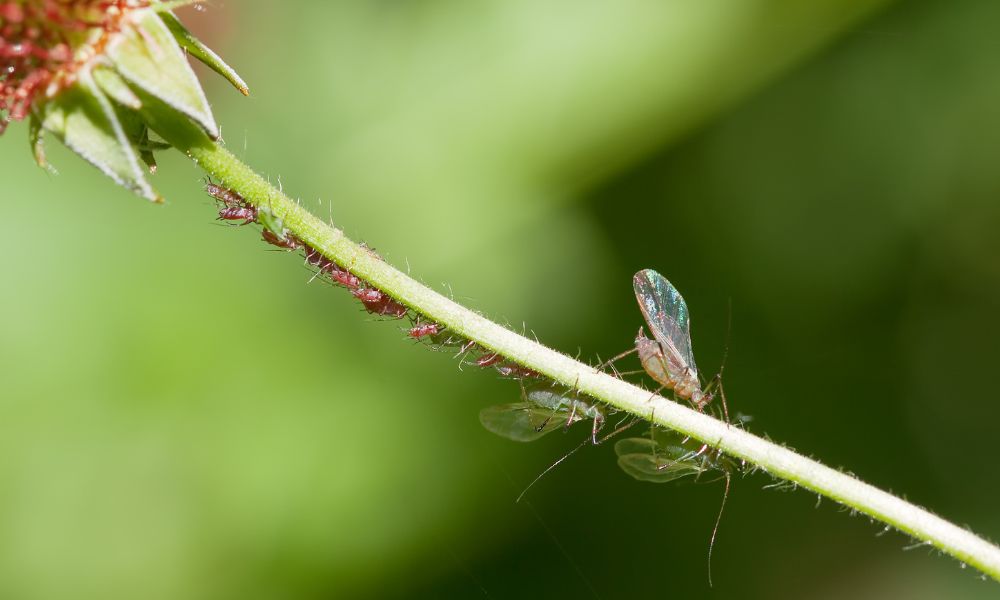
top-left (564, 374), bottom-right (583, 428)
top-left (595, 346), bottom-right (638, 372)
top-left (707, 470), bottom-right (732, 588)
top-left (453, 340), bottom-right (478, 369)
top-left (565, 398), bottom-right (580, 430)
top-left (717, 376), bottom-right (732, 425)
top-left (594, 416), bottom-right (637, 445)
top-left (646, 384), bottom-right (666, 403)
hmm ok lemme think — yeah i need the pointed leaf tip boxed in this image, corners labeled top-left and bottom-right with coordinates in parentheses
top-left (160, 11), bottom-right (250, 97)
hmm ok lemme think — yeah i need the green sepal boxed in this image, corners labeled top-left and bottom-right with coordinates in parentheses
top-left (92, 65), bottom-right (143, 110)
top-left (40, 73), bottom-right (161, 202)
top-left (28, 113), bottom-right (54, 173)
top-left (114, 105), bottom-right (159, 174)
top-left (107, 10), bottom-right (220, 139)
top-left (160, 11), bottom-right (250, 96)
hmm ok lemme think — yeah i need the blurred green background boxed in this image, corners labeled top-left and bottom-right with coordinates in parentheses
top-left (3, 0), bottom-right (1000, 597)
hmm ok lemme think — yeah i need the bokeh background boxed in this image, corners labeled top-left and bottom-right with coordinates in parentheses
top-left (3, 0), bottom-right (1000, 597)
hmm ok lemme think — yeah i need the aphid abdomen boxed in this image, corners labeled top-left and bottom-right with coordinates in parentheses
top-left (408, 322), bottom-right (441, 339)
top-left (205, 182), bottom-right (244, 206)
top-left (635, 333), bottom-right (676, 390)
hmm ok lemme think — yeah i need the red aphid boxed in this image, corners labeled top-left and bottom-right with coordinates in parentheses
top-left (303, 244), bottom-right (336, 273)
top-left (329, 267), bottom-right (361, 290)
top-left (409, 322), bottom-right (442, 340)
top-left (261, 229), bottom-right (302, 250)
top-left (475, 353), bottom-right (503, 368)
top-left (352, 288), bottom-right (384, 303)
top-left (495, 363), bottom-right (541, 379)
top-left (352, 287), bottom-right (408, 318)
top-left (217, 205), bottom-right (257, 225)
top-left (206, 181), bottom-right (257, 225)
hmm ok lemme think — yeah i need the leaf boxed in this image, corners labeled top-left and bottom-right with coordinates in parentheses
top-left (159, 10), bottom-right (250, 96)
top-left (107, 10), bottom-right (219, 139)
top-left (40, 73), bottom-right (161, 202)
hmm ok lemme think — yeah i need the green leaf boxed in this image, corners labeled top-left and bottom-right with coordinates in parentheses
top-left (159, 10), bottom-right (250, 96)
top-left (40, 74), bottom-right (161, 202)
top-left (107, 10), bottom-right (219, 139)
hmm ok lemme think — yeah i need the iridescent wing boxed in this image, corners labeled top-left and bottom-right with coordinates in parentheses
top-left (632, 269), bottom-right (698, 378)
top-left (479, 403), bottom-right (567, 442)
top-left (614, 436), bottom-right (707, 483)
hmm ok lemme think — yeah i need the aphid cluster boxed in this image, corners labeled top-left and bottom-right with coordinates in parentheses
top-left (204, 180), bottom-right (547, 384)
top-left (206, 180), bottom-right (415, 319)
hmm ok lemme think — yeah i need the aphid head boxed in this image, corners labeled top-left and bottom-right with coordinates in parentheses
top-left (691, 388), bottom-right (708, 410)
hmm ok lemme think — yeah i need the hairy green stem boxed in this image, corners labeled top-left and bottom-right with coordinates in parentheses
top-left (151, 115), bottom-right (1000, 581)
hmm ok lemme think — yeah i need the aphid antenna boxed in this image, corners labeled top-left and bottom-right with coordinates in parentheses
top-left (702, 297), bottom-right (735, 424)
top-left (515, 438), bottom-right (588, 504)
top-left (515, 415), bottom-right (638, 504)
top-left (707, 469), bottom-right (731, 588)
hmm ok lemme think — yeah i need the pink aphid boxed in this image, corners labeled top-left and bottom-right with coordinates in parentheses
top-left (352, 287), bottom-right (408, 318)
top-left (495, 363), bottom-right (541, 379)
top-left (206, 181), bottom-right (257, 225)
top-left (409, 322), bottom-right (442, 340)
top-left (352, 288), bottom-right (384, 303)
top-left (261, 229), bottom-right (302, 250)
top-left (329, 266), bottom-right (361, 290)
top-left (475, 353), bottom-right (503, 368)
top-left (303, 244), bottom-right (336, 272)
top-left (218, 205), bottom-right (257, 225)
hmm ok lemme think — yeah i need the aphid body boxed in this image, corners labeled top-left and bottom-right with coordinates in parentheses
top-left (408, 322), bottom-right (442, 340)
top-left (479, 385), bottom-right (605, 443)
top-left (329, 267), bottom-right (361, 290)
top-left (633, 269), bottom-right (707, 409)
top-left (352, 287), bottom-right (408, 318)
top-left (261, 228), bottom-right (301, 250)
top-left (206, 180), bottom-right (257, 225)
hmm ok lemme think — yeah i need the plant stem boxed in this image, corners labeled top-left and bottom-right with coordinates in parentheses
top-left (154, 119), bottom-right (1000, 582)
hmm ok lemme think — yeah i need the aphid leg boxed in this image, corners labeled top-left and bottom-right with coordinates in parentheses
top-left (590, 411), bottom-right (607, 446)
top-left (594, 345), bottom-right (638, 374)
top-left (454, 340), bottom-right (478, 370)
top-left (594, 414), bottom-right (635, 445)
top-left (646, 384), bottom-right (667, 403)
top-left (563, 376), bottom-right (582, 432)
